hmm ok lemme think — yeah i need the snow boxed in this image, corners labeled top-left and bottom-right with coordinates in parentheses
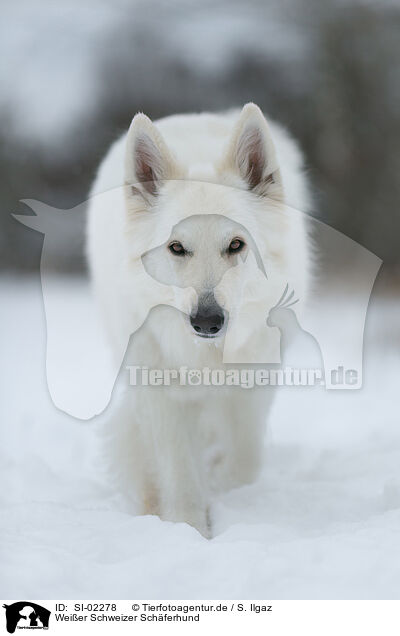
top-left (0, 275), bottom-right (399, 599)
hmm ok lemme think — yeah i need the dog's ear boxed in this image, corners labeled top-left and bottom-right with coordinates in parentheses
top-left (125, 113), bottom-right (181, 198)
top-left (218, 103), bottom-right (282, 198)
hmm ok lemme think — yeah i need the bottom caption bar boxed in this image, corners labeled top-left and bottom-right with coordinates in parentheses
top-left (1, 600), bottom-right (399, 634)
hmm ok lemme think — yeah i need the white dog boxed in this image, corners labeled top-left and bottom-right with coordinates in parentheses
top-left (87, 103), bottom-right (310, 537)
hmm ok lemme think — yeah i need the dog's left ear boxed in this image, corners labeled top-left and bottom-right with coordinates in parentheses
top-left (218, 103), bottom-right (282, 198)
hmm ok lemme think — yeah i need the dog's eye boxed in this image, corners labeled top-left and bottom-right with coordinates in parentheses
top-left (228, 238), bottom-right (245, 253)
top-left (169, 241), bottom-right (186, 256)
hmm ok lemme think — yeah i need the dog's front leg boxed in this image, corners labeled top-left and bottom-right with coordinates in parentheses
top-left (150, 396), bottom-right (211, 538)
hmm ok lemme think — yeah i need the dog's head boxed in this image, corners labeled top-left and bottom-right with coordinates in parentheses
top-left (142, 213), bottom-right (267, 338)
top-left (123, 103), bottom-right (308, 342)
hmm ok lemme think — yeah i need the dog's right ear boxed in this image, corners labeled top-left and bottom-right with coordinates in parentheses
top-left (125, 113), bottom-right (181, 199)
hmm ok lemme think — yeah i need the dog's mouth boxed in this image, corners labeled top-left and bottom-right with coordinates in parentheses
top-left (195, 332), bottom-right (219, 339)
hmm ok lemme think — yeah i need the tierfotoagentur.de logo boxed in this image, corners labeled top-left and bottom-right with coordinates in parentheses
top-left (2, 603), bottom-right (50, 633)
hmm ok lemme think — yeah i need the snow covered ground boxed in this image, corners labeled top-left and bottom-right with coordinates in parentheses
top-left (0, 275), bottom-right (399, 599)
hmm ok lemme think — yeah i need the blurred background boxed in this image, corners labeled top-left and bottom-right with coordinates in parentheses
top-left (1, 0), bottom-right (399, 277)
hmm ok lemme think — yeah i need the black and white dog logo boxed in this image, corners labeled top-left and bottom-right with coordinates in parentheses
top-left (2, 603), bottom-right (50, 633)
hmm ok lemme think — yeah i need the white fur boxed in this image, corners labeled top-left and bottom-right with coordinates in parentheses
top-left (87, 104), bottom-right (310, 537)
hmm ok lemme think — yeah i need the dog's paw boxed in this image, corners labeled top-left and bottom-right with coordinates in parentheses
top-left (188, 511), bottom-right (212, 539)
top-left (161, 506), bottom-right (212, 539)
top-left (190, 506), bottom-right (212, 539)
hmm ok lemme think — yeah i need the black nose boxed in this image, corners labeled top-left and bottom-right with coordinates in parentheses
top-left (190, 309), bottom-right (225, 336)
